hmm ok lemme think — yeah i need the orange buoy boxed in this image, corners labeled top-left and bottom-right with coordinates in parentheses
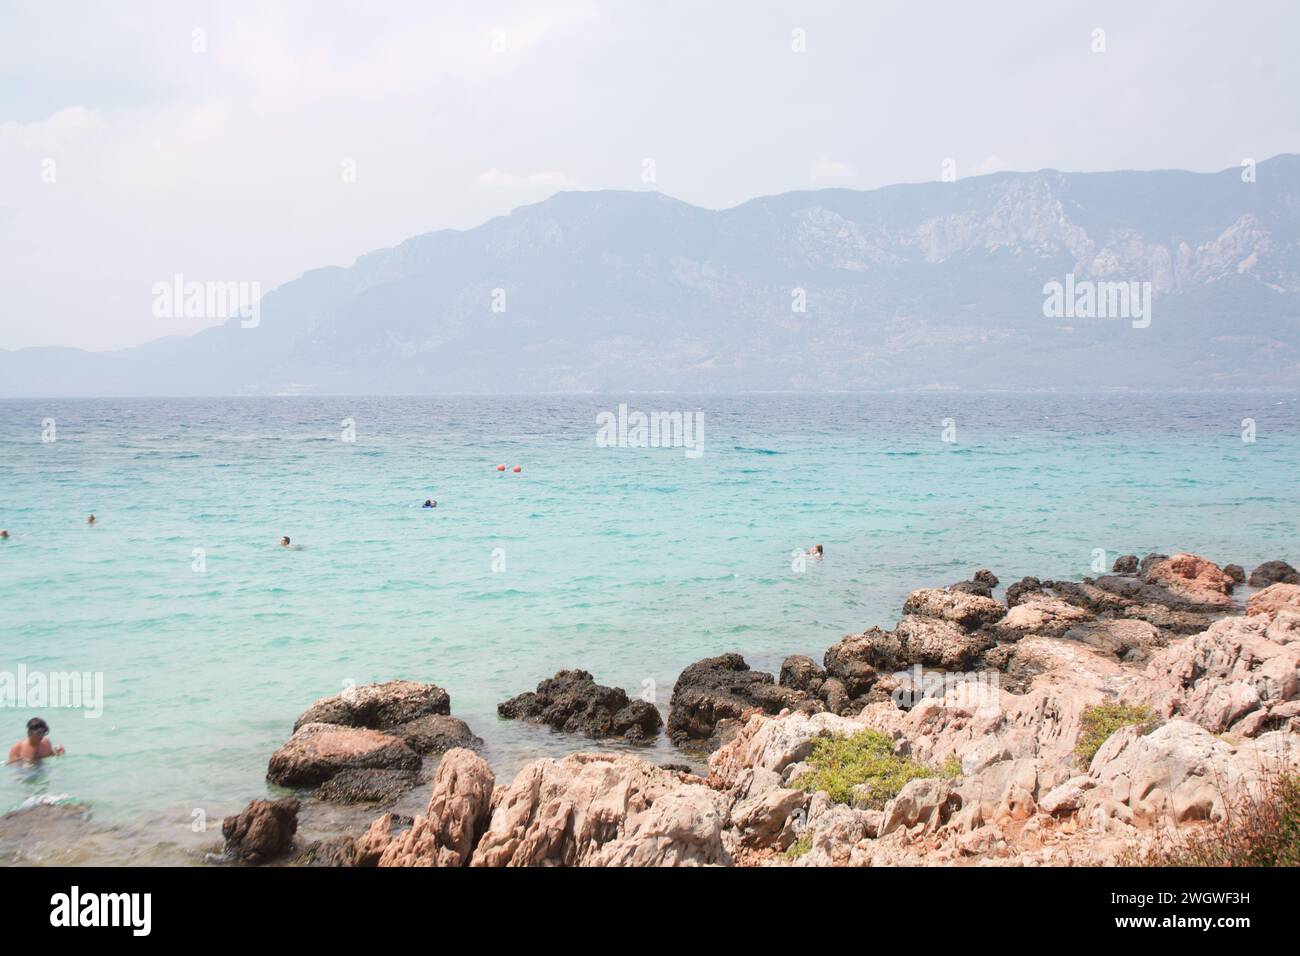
top-left (512, 465), bottom-right (522, 473)
top-left (496, 464), bottom-right (506, 471)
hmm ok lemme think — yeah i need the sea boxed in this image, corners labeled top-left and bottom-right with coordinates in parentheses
top-left (0, 393), bottom-right (1296, 862)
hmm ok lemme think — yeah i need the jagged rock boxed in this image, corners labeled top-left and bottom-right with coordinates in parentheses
top-left (470, 753), bottom-right (729, 866)
top-left (723, 767), bottom-right (807, 850)
top-left (973, 569), bottom-right (999, 588)
top-left (822, 628), bottom-right (901, 700)
top-left (353, 812), bottom-right (409, 866)
top-left (1129, 615), bottom-right (1300, 736)
top-left (1139, 553), bottom-right (1170, 576)
top-left (1082, 720), bottom-right (1300, 825)
top-left (880, 778), bottom-right (962, 836)
top-left (378, 749), bottom-right (495, 867)
top-left (313, 768), bottom-right (420, 804)
top-left (398, 714), bottom-right (483, 754)
top-left (901, 588), bottom-right (1005, 630)
top-left (1248, 560), bottom-right (1300, 587)
top-left (951, 579), bottom-right (993, 597)
top-left (790, 791), bottom-right (878, 866)
top-left (1039, 776), bottom-right (1092, 816)
top-left (267, 723), bottom-right (421, 787)
top-left (667, 653), bottom-right (822, 744)
top-left (498, 669), bottom-right (662, 741)
top-left (779, 654), bottom-right (825, 693)
top-left (293, 680), bottom-right (450, 733)
top-left (221, 797), bottom-right (299, 864)
top-left (1245, 583), bottom-right (1300, 624)
top-left (1112, 554), bottom-right (1139, 574)
top-left (1223, 564), bottom-right (1246, 584)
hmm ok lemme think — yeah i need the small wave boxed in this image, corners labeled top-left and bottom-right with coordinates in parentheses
top-left (733, 446), bottom-right (782, 455)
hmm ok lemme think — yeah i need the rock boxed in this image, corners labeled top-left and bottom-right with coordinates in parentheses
top-left (1063, 618), bottom-right (1165, 663)
top-left (1246, 583), bottom-right (1300, 623)
top-left (791, 792), bottom-right (877, 866)
top-left (378, 748), bottom-right (495, 867)
top-left (1039, 777), bottom-right (1091, 816)
top-left (724, 767), bottom-right (807, 850)
top-left (298, 835), bottom-right (358, 867)
top-left (353, 812), bottom-right (408, 866)
top-left (1223, 564), bottom-right (1246, 584)
top-left (1130, 615), bottom-right (1300, 736)
top-left (1005, 576), bottom-right (1043, 607)
top-left (313, 768), bottom-right (420, 804)
top-left (667, 653), bottom-right (821, 744)
top-left (1112, 554), bottom-right (1139, 574)
top-left (1143, 553), bottom-right (1235, 607)
top-left (894, 615), bottom-right (993, 669)
top-left (973, 569), bottom-right (999, 588)
top-left (1248, 560), bottom-right (1300, 588)
top-left (470, 753), bottom-right (729, 866)
top-left (994, 595), bottom-right (1093, 637)
top-left (498, 669), bottom-right (662, 741)
top-left (901, 588), bottom-right (1005, 630)
top-left (1083, 720), bottom-right (1299, 825)
top-left (779, 654), bottom-right (825, 693)
top-left (1139, 553), bottom-right (1170, 576)
top-left (950, 579), bottom-right (993, 597)
top-left (398, 714), bottom-right (483, 754)
top-left (221, 797), bottom-right (299, 864)
top-left (879, 778), bottom-right (962, 836)
top-left (822, 628), bottom-right (901, 701)
top-left (292, 680), bottom-right (450, 733)
top-left (267, 723), bottom-right (421, 787)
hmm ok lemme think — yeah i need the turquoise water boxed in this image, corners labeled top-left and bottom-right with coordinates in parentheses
top-left (1, 394), bottom-right (1297, 841)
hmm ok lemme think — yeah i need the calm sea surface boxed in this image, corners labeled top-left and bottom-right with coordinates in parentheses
top-left (1, 394), bottom-right (1297, 859)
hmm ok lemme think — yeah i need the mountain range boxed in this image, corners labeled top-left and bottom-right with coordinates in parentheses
top-left (4, 155), bottom-right (1299, 395)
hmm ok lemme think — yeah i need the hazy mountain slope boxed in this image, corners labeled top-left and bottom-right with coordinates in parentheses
top-left (3, 157), bottom-right (1298, 395)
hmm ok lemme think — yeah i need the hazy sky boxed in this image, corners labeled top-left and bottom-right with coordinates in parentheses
top-left (2, 0), bottom-right (1298, 350)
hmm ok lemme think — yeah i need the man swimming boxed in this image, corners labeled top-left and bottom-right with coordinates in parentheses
top-left (423, 499), bottom-right (437, 508)
top-left (0, 530), bottom-right (8, 539)
top-left (86, 514), bottom-right (96, 526)
top-left (808, 544), bottom-right (823, 557)
top-left (7, 718), bottom-right (65, 765)
top-left (280, 536), bottom-right (291, 547)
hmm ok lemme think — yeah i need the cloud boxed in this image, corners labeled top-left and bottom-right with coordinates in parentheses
top-left (0, 106), bottom-right (107, 152)
top-left (809, 156), bottom-right (856, 188)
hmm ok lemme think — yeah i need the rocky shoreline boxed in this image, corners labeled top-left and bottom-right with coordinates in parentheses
top-left (45, 552), bottom-right (1300, 867)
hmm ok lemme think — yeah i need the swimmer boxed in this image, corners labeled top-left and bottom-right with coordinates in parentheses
top-left (280, 536), bottom-right (291, 547)
top-left (86, 514), bottom-right (96, 526)
top-left (807, 544), bottom-right (823, 558)
top-left (423, 499), bottom-right (437, 509)
top-left (7, 718), bottom-right (64, 765)
top-left (0, 530), bottom-right (8, 539)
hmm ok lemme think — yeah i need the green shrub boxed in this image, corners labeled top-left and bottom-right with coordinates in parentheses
top-left (794, 730), bottom-right (939, 809)
top-left (783, 833), bottom-right (813, 860)
top-left (941, 753), bottom-right (963, 778)
top-left (1075, 703), bottom-right (1156, 766)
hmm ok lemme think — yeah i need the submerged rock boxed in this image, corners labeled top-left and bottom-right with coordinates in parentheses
top-left (222, 797), bottom-right (299, 864)
top-left (314, 768), bottom-right (421, 804)
top-left (498, 669), bottom-right (662, 741)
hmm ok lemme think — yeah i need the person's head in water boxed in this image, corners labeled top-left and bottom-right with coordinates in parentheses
top-left (0, 530), bottom-right (8, 539)
top-left (423, 499), bottom-right (436, 508)
top-left (280, 536), bottom-right (291, 547)
top-left (7, 716), bottom-right (64, 764)
top-left (811, 543), bottom-right (823, 556)
top-left (86, 514), bottom-right (95, 525)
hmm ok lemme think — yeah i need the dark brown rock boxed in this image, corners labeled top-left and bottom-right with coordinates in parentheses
top-left (314, 767), bottom-right (421, 804)
top-left (1248, 560), bottom-right (1300, 587)
top-left (222, 797), bottom-right (299, 864)
top-left (779, 654), bottom-right (825, 693)
top-left (1112, 554), bottom-right (1139, 574)
top-left (498, 669), bottom-right (662, 741)
top-left (666, 653), bottom-right (822, 744)
top-left (1223, 564), bottom-right (1246, 584)
top-left (397, 714), bottom-right (483, 754)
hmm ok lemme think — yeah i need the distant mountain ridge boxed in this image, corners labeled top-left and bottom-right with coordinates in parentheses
top-left (4, 156), bottom-right (1299, 395)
